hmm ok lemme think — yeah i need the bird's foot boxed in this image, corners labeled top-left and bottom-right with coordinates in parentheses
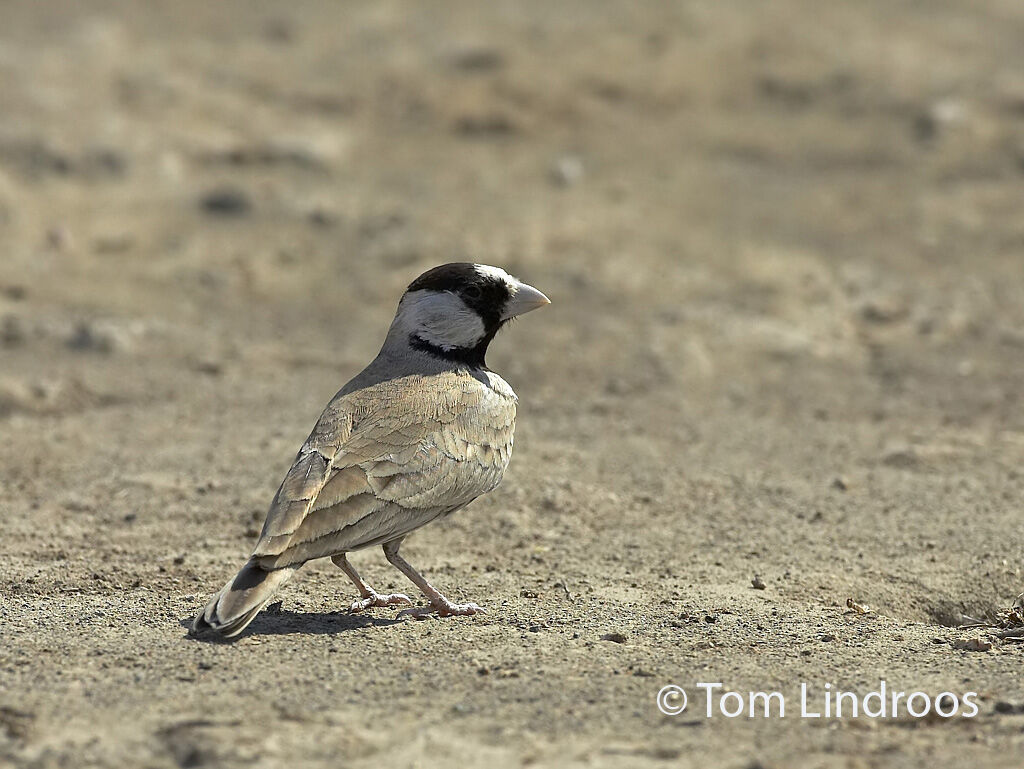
top-left (349, 591), bottom-right (413, 612)
top-left (398, 598), bottom-right (487, 620)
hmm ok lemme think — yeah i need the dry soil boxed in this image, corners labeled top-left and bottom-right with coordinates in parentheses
top-left (3, 2), bottom-right (1024, 767)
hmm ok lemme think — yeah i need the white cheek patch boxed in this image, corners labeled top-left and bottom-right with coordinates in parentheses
top-left (399, 290), bottom-right (487, 350)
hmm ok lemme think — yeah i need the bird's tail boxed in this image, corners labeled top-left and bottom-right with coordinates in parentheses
top-left (190, 560), bottom-right (297, 640)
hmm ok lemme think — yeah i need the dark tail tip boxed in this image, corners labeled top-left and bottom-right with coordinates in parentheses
top-left (189, 561), bottom-right (297, 640)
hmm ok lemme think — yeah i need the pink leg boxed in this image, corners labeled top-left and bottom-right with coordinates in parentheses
top-left (332, 554), bottom-right (412, 612)
top-left (382, 539), bottom-right (486, 620)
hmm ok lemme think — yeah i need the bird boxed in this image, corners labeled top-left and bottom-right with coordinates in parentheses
top-left (191, 262), bottom-right (550, 639)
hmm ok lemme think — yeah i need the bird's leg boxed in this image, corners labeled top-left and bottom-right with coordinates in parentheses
top-left (382, 539), bottom-right (486, 620)
top-left (331, 553), bottom-right (412, 612)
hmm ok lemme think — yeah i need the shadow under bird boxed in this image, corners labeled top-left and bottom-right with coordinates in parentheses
top-left (191, 263), bottom-right (550, 639)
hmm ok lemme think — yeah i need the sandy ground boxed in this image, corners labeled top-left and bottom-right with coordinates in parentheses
top-left (3, 1), bottom-right (1024, 766)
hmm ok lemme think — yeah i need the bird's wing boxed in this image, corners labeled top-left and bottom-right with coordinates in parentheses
top-left (250, 371), bottom-right (515, 568)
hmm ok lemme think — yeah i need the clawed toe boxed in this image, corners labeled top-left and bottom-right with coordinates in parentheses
top-left (398, 601), bottom-right (487, 620)
top-left (349, 592), bottom-right (413, 612)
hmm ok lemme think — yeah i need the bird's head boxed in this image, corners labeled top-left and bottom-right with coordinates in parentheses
top-left (390, 263), bottom-right (550, 367)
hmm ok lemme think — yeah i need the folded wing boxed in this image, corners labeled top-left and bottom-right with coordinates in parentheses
top-left (251, 372), bottom-right (515, 569)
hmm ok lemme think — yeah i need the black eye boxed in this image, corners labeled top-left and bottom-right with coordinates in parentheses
top-left (463, 285), bottom-right (482, 300)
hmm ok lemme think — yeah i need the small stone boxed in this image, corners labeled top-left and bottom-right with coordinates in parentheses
top-left (61, 495), bottom-right (94, 512)
top-left (600, 632), bottom-right (627, 644)
top-left (912, 98), bottom-right (967, 143)
top-left (66, 321), bottom-right (129, 354)
top-left (859, 296), bottom-right (908, 324)
top-left (550, 155), bottom-right (584, 187)
top-left (453, 114), bottom-right (517, 137)
top-left (199, 187), bottom-right (252, 216)
top-left (308, 208), bottom-right (339, 227)
top-left (1, 314), bottom-right (27, 346)
top-left (451, 48), bottom-right (505, 72)
top-left (191, 359), bottom-right (223, 376)
top-left (952, 637), bottom-right (992, 652)
top-left (881, 444), bottom-right (918, 469)
top-left (752, 575), bottom-right (766, 590)
top-left (831, 476), bottom-right (849, 491)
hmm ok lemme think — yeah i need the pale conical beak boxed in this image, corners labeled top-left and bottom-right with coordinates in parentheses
top-left (501, 281), bottom-right (551, 320)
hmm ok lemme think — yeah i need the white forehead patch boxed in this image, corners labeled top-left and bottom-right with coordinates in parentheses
top-left (473, 264), bottom-right (515, 286)
top-left (397, 289), bottom-right (486, 350)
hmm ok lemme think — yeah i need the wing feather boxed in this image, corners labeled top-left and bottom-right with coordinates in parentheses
top-left (250, 370), bottom-right (516, 568)
top-left (312, 465), bottom-right (372, 512)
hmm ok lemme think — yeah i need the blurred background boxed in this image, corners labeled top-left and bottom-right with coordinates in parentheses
top-left (3, 2), bottom-right (1024, 767)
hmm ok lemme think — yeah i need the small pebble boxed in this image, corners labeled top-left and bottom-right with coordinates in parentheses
top-left (952, 637), bottom-right (992, 652)
top-left (65, 321), bottom-right (129, 354)
top-left (200, 187), bottom-right (252, 216)
top-left (550, 154), bottom-right (584, 187)
top-left (994, 701), bottom-right (1023, 714)
top-left (1, 314), bottom-right (26, 346)
top-left (451, 48), bottom-right (505, 72)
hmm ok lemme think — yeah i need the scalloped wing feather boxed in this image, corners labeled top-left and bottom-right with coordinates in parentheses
top-left (250, 371), bottom-right (516, 569)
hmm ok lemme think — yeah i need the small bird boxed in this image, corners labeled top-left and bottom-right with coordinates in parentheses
top-left (191, 263), bottom-right (550, 639)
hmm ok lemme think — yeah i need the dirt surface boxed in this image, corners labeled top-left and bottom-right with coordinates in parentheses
top-left (4, 1), bottom-right (1024, 767)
